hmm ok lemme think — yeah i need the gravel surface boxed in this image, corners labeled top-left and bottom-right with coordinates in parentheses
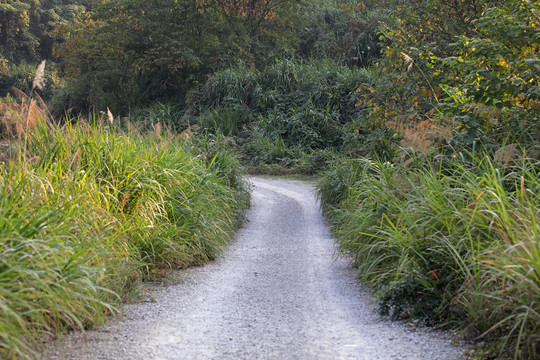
top-left (45, 177), bottom-right (465, 360)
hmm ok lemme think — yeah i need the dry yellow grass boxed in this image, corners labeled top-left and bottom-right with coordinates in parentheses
top-left (387, 116), bottom-right (452, 154)
top-left (2, 61), bottom-right (52, 140)
top-left (1, 90), bottom-right (52, 140)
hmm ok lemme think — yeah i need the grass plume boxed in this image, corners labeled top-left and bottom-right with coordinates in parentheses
top-left (31, 60), bottom-right (46, 92)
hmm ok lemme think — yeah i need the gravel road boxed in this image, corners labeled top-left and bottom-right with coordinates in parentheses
top-left (46, 177), bottom-right (464, 360)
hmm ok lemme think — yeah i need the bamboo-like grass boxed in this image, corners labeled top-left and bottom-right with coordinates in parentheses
top-left (187, 58), bottom-right (384, 174)
top-left (0, 97), bottom-right (249, 359)
top-left (318, 155), bottom-right (539, 359)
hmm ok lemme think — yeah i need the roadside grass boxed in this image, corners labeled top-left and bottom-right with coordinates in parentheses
top-left (0, 98), bottom-right (249, 359)
top-left (317, 154), bottom-right (540, 359)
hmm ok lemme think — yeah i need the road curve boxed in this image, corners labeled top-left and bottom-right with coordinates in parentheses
top-left (47, 177), bottom-right (464, 360)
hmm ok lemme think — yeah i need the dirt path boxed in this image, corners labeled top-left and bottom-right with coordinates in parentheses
top-left (46, 177), bottom-right (464, 360)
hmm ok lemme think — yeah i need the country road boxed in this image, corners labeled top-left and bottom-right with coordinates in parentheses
top-left (47, 177), bottom-right (464, 360)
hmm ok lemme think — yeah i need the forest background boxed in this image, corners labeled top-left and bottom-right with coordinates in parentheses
top-left (1, 0), bottom-right (539, 359)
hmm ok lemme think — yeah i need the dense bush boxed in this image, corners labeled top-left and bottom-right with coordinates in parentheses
top-left (367, 0), bottom-right (539, 149)
top-left (0, 99), bottom-right (249, 359)
top-left (0, 61), bottom-right (62, 99)
top-left (0, 0), bottom-right (92, 64)
top-left (189, 59), bottom-right (378, 170)
top-left (49, 0), bottom-right (303, 114)
top-left (318, 154), bottom-right (540, 358)
top-left (294, 0), bottom-right (383, 67)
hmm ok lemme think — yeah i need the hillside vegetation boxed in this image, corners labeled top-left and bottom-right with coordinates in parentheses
top-left (1, 0), bottom-right (539, 358)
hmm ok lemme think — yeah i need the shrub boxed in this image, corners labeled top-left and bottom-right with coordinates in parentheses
top-left (0, 62), bottom-right (62, 100)
top-left (189, 59), bottom-right (383, 169)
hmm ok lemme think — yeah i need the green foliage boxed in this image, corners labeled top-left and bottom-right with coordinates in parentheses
top-left (0, 0), bottom-right (91, 63)
top-left (45, 0), bottom-right (389, 115)
top-left (51, 0), bottom-right (206, 112)
top-left (199, 104), bottom-right (253, 137)
top-left (49, 70), bottom-right (139, 116)
top-left (199, 0), bottom-right (301, 40)
top-left (318, 154), bottom-right (540, 359)
top-left (50, 0), bottom-right (303, 113)
top-left (0, 102), bottom-right (249, 359)
top-left (129, 102), bottom-right (186, 132)
top-left (370, 0), bottom-right (539, 148)
top-left (440, 1), bottom-right (540, 144)
top-left (0, 1), bottom-right (93, 100)
top-left (0, 61), bottom-right (62, 98)
top-left (190, 59), bottom-right (378, 169)
top-left (241, 123), bottom-right (305, 167)
top-left (316, 156), bottom-right (365, 211)
top-left (294, 0), bottom-right (383, 66)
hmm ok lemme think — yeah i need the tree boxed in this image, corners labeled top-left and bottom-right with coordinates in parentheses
top-left (441, 0), bottom-right (540, 144)
top-left (0, 0), bottom-right (92, 63)
top-left (51, 0), bottom-right (300, 112)
top-left (53, 0), bottom-right (223, 112)
top-left (0, 1), bottom-right (37, 62)
top-left (198, 0), bottom-right (297, 36)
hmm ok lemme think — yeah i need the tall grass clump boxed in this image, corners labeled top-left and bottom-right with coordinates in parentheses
top-left (318, 154), bottom-right (539, 359)
top-left (189, 59), bottom-right (379, 171)
top-left (192, 59), bottom-right (367, 125)
top-left (0, 97), bottom-right (249, 359)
